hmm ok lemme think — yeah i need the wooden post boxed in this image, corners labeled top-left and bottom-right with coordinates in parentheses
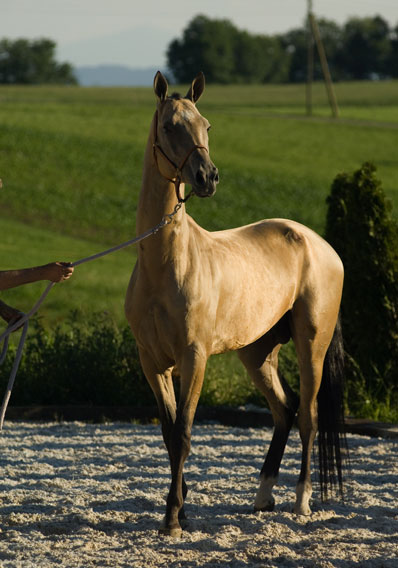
top-left (306, 0), bottom-right (314, 116)
top-left (309, 12), bottom-right (339, 118)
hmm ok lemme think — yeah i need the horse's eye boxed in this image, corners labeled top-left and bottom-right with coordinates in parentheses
top-left (163, 123), bottom-right (172, 134)
top-left (207, 125), bottom-right (211, 132)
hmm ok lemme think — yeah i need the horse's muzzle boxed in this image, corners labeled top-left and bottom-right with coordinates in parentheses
top-left (193, 164), bottom-right (219, 198)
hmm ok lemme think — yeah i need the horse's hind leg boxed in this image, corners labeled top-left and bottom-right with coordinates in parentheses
top-left (291, 302), bottom-right (337, 515)
top-left (238, 320), bottom-right (298, 512)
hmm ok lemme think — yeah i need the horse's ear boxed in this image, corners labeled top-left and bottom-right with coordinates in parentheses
top-left (154, 71), bottom-right (168, 102)
top-left (186, 72), bottom-right (205, 104)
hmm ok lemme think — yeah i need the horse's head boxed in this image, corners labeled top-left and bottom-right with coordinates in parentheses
top-left (153, 71), bottom-right (219, 199)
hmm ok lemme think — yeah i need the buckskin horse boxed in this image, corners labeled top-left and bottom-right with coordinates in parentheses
top-left (125, 71), bottom-right (346, 537)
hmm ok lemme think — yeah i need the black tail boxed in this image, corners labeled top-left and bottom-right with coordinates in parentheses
top-left (317, 315), bottom-right (348, 501)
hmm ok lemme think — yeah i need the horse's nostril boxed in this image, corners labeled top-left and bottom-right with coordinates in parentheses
top-left (196, 170), bottom-right (206, 186)
top-left (211, 169), bottom-right (219, 184)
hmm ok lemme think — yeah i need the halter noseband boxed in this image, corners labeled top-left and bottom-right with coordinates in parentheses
top-left (152, 110), bottom-right (209, 203)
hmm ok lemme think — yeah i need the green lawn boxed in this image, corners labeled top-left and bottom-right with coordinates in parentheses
top-left (1, 80), bottom-right (397, 324)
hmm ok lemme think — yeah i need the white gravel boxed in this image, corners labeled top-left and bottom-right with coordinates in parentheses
top-left (0, 421), bottom-right (397, 567)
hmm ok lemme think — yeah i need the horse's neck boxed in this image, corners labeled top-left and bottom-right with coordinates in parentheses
top-left (136, 122), bottom-right (189, 272)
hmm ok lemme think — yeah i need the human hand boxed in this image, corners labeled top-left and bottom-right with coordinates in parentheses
top-left (45, 262), bottom-right (74, 283)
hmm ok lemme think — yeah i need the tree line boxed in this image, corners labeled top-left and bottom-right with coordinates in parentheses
top-left (2, 14), bottom-right (397, 86)
top-left (0, 38), bottom-right (76, 85)
top-left (167, 14), bottom-right (398, 84)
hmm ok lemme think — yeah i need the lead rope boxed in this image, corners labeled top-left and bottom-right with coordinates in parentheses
top-left (0, 199), bottom-right (188, 429)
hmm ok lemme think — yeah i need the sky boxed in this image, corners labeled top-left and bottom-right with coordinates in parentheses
top-left (2, 0), bottom-right (398, 69)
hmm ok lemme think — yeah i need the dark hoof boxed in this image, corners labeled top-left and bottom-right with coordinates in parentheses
top-left (179, 516), bottom-right (189, 530)
top-left (158, 526), bottom-right (183, 538)
top-left (254, 501), bottom-right (275, 513)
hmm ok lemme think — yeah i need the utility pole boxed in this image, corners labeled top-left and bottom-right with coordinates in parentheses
top-left (306, 0), bottom-right (314, 116)
top-left (306, 1), bottom-right (339, 118)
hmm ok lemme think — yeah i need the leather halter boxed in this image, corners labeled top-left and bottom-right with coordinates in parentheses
top-left (152, 110), bottom-right (209, 203)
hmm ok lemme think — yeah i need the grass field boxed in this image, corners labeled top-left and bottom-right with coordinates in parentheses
top-left (1, 80), bottom-right (397, 325)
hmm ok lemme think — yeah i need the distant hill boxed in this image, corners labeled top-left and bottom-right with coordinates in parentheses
top-left (74, 65), bottom-right (165, 86)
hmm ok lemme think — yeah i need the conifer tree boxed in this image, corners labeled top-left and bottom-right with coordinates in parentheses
top-left (325, 162), bottom-right (398, 415)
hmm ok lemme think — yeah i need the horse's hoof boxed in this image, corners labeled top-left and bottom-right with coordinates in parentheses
top-left (158, 526), bottom-right (183, 538)
top-left (254, 502), bottom-right (275, 513)
top-left (254, 496), bottom-right (275, 512)
top-left (292, 504), bottom-right (312, 516)
top-left (179, 517), bottom-right (189, 529)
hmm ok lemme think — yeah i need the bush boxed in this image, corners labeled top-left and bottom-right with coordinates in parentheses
top-left (325, 162), bottom-right (398, 420)
top-left (0, 311), bottom-right (152, 407)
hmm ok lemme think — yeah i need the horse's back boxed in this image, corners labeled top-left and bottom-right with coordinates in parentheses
top-left (195, 217), bottom-right (342, 280)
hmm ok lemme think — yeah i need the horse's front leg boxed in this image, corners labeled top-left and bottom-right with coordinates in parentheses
top-left (137, 350), bottom-right (187, 517)
top-left (160, 346), bottom-right (207, 537)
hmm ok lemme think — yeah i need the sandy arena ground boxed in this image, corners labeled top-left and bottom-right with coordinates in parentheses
top-left (0, 421), bottom-right (397, 567)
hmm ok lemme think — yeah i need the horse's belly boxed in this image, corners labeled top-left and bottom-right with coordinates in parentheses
top-left (211, 290), bottom-right (293, 354)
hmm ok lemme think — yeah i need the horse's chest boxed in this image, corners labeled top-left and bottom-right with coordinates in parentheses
top-left (132, 299), bottom-right (166, 339)
top-left (130, 295), bottom-right (182, 362)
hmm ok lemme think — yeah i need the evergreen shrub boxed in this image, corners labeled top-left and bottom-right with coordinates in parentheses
top-left (325, 162), bottom-right (398, 420)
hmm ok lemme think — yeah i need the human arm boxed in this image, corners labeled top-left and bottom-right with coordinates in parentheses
top-left (0, 299), bottom-right (23, 325)
top-left (0, 262), bottom-right (74, 291)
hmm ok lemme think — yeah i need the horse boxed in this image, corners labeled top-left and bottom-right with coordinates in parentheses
top-left (125, 71), bottom-right (347, 537)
